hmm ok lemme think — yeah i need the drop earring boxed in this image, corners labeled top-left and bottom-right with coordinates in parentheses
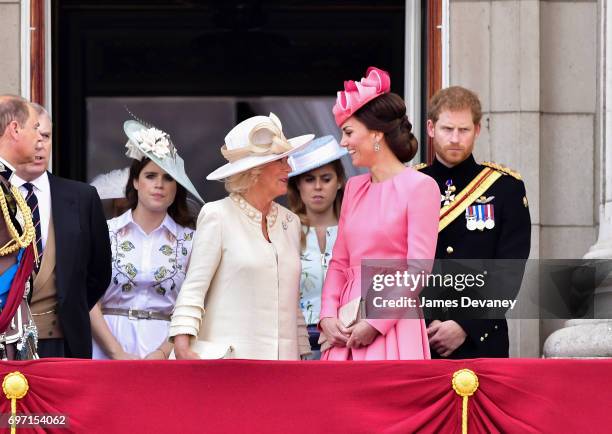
top-left (374, 142), bottom-right (381, 152)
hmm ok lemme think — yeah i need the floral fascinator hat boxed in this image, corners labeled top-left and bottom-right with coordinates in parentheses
top-left (207, 112), bottom-right (314, 181)
top-left (123, 116), bottom-right (204, 204)
top-left (332, 66), bottom-right (391, 127)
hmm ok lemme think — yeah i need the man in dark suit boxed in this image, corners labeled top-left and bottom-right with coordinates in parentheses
top-left (418, 86), bottom-right (531, 358)
top-left (14, 103), bottom-right (111, 358)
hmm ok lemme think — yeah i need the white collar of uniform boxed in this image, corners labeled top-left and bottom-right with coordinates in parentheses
top-left (116, 209), bottom-right (179, 238)
top-left (12, 171), bottom-right (49, 193)
top-left (0, 156), bottom-right (16, 177)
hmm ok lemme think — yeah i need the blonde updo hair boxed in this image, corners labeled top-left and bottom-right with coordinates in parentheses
top-left (224, 166), bottom-right (263, 194)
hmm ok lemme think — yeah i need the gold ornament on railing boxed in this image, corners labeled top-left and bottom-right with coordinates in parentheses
top-left (3, 371), bottom-right (29, 434)
top-left (452, 369), bottom-right (479, 434)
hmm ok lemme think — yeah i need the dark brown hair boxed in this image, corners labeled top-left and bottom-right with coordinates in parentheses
top-left (287, 159), bottom-right (346, 250)
top-left (125, 157), bottom-right (196, 228)
top-left (427, 86), bottom-right (482, 125)
top-left (353, 92), bottom-right (418, 163)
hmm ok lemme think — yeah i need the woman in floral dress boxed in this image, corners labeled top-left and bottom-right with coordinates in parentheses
top-left (91, 119), bottom-right (203, 359)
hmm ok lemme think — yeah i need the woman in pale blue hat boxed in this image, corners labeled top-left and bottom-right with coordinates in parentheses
top-left (91, 119), bottom-right (204, 360)
top-left (287, 135), bottom-right (347, 359)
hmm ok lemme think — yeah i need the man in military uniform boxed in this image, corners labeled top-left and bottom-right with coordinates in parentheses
top-left (419, 86), bottom-right (531, 358)
top-left (0, 95), bottom-right (43, 359)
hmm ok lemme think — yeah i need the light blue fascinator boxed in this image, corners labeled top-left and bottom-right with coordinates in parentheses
top-left (123, 119), bottom-right (204, 204)
top-left (288, 135), bottom-right (347, 177)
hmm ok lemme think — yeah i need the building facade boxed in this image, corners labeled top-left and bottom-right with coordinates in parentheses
top-left (1, 0), bottom-right (608, 357)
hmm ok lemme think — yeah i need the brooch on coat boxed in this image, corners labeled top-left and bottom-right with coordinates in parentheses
top-left (282, 213), bottom-right (294, 231)
top-left (441, 179), bottom-right (456, 206)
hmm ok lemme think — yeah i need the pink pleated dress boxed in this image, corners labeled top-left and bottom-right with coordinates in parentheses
top-left (320, 167), bottom-right (440, 360)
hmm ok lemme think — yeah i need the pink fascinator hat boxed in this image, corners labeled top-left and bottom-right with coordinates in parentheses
top-left (332, 66), bottom-right (391, 127)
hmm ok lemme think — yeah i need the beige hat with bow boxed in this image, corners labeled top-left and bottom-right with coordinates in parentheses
top-left (207, 113), bottom-right (314, 181)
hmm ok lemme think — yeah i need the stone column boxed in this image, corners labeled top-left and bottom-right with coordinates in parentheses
top-left (449, 0), bottom-right (542, 357)
top-left (543, 0), bottom-right (612, 358)
top-left (0, 1), bottom-right (22, 94)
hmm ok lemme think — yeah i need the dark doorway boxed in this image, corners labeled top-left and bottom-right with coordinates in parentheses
top-left (53, 0), bottom-right (407, 200)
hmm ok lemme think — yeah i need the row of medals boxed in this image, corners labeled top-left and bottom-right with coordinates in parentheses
top-left (465, 211), bottom-right (494, 231)
top-left (443, 180), bottom-right (494, 232)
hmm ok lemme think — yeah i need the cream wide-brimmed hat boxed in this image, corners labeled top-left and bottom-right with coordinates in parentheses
top-left (124, 120), bottom-right (204, 203)
top-left (206, 113), bottom-right (314, 181)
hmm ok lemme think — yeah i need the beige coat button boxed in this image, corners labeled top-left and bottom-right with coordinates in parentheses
top-left (446, 246), bottom-right (454, 254)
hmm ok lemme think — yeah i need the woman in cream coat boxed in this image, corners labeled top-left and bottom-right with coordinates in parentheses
top-left (170, 113), bottom-right (313, 360)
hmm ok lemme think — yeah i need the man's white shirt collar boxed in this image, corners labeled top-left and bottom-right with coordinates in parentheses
top-left (12, 172), bottom-right (49, 193)
top-left (0, 156), bottom-right (16, 179)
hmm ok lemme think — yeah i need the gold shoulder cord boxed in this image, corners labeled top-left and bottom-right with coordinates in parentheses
top-left (0, 186), bottom-right (36, 258)
top-left (481, 161), bottom-right (522, 180)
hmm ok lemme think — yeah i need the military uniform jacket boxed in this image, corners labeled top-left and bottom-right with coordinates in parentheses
top-left (420, 155), bottom-right (531, 358)
top-left (0, 169), bottom-right (38, 359)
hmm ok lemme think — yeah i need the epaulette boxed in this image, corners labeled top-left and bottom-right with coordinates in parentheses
top-left (412, 162), bottom-right (428, 171)
top-left (481, 161), bottom-right (522, 180)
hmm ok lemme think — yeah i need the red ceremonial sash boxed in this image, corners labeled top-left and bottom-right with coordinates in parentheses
top-left (0, 244), bottom-right (34, 333)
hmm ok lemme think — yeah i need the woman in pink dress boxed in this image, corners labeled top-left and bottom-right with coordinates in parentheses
top-left (319, 67), bottom-right (440, 360)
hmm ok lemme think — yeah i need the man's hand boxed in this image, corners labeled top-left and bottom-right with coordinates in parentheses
top-left (346, 320), bottom-right (379, 349)
top-left (427, 320), bottom-right (467, 357)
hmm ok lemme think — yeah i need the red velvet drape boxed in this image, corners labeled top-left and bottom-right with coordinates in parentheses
top-left (0, 358), bottom-right (610, 433)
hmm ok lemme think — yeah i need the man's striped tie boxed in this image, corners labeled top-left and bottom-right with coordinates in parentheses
top-left (24, 182), bottom-right (43, 271)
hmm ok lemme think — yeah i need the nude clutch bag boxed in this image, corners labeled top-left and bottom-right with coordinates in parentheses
top-left (318, 297), bottom-right (365, 353)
